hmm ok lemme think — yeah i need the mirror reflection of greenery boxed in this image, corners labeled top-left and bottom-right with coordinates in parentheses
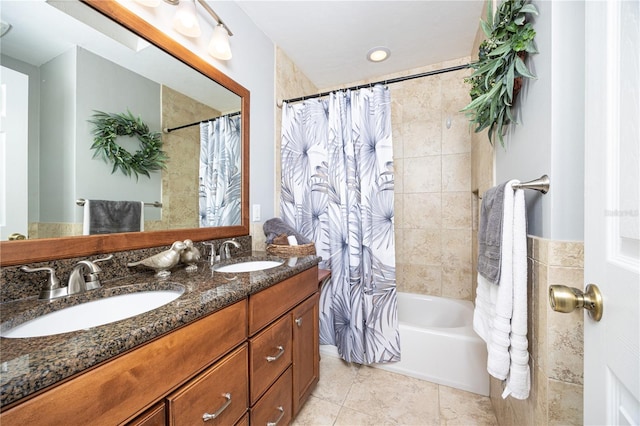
top-left (89, 110), bottom-right (168, 181)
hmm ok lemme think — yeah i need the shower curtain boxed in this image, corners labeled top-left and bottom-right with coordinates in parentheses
top-left (199, 115), bottom-right (242, 227)
top-left (280, 85), bottom-right (399, 364)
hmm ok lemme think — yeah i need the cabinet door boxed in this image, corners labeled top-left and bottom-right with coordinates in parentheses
top-left (128, 403), bottom-right (165, 426)
top-left (249, 314), bottom-right (292, 403)
top-left (250, 367), bottom-right (292, 426)
top-left (167, 344), bottom-right (248, 426)
top-left (292, 293), bottom-right (320, 417)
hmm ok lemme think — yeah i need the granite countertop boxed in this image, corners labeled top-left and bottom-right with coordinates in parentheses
top-left (0, 252), bottom-right (320, 408)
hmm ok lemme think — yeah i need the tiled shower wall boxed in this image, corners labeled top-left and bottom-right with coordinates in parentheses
top-left (272, 50), bottom-right (475, 301)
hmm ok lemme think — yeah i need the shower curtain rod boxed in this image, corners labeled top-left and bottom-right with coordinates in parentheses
top-left (163, 111), bottom-right (241, 133)
top-left (277, 63), bottom-right (471, 107)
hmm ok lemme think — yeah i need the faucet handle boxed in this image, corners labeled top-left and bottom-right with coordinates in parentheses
top-left (20, 266), bottom-right (61, 288)
top-left (93, 254), bottom-right (114, 264)
top-left (203, 242), bottom-right (219, 265)
top-left (21, 266), bottom-right (67, 299)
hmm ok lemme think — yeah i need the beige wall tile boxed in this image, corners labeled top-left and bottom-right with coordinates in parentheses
top-left (401, 264), bottom-right (442, 295)
top-left (403, 228), bottom-right (441, 266)
top-left (403, 119), bottom-right (442, 157)
top-left (548, 241), bottom-right (584, 268)
top-left (442, 192), bottom-right (472, 229)
top-left (441, 264), bottom-right (472, 300)
top-left (394, 158), bottom-right (404, 194)
top-left (403, 193), bottom-right (441, 229)
top-left (404, 156), bottom-right (442, 193)
top-left (442, 153), bottom-right (471, 192)
top-left (548, 379), bottom-right (583, 426)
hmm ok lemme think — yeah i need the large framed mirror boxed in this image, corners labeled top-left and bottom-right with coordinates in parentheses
top-left (0, 0), bottom-right (250, 266)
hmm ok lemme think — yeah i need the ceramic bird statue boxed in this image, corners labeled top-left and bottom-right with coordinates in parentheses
top-left (127, 241), bottom-right (186, 277)
top-left (180, 239), bottom-right (201, 272)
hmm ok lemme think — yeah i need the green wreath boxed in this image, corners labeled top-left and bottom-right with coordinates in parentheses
top-left (89, 110), bottom-right (167, 180)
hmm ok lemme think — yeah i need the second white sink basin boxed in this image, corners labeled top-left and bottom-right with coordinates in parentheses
top-left (1, 289), bottom-right (184, 339)
top-left (214, 260), bottom-right (284, 273)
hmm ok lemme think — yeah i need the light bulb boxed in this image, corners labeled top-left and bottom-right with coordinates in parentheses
top-left (173, 0), bottom-right (201, 38)
top-left (208, 24), bottom-right (232, 60)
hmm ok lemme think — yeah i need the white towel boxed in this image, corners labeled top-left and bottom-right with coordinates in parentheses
top-left (82, 200), bottom-right (145, 235)
top-left (473, 180), bottom-right (530, 400)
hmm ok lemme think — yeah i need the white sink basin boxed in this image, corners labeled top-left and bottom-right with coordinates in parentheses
top-left (214, 260), bottom-right (283, 273)
top-left (1, 289), bottom-right (184, 339)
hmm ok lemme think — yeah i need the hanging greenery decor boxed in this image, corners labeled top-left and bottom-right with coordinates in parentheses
top-left (461, 0), bottom-right (538, 146)
top-left (89, 110), bottom-right (167, 180)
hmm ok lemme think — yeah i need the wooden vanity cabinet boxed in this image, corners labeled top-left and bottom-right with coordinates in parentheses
top-left (247, 266), bottom-right (319, 424)
top-left (1, 266), bottom-right (321, 426)
top-left (292, 292), bottom-right (320, 417)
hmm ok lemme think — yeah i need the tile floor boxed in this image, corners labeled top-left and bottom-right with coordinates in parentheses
top-left (292, 354), bottom-right (498, 426)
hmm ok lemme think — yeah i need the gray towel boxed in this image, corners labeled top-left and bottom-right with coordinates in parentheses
top-left (88, 200), bottom-right (142, 235)
top-left (263, 218), bottom-right (311, 245)
top-left (477, 183), bottom-right (507, 284)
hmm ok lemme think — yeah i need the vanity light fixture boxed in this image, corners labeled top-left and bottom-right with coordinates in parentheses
top-left (173, 0), bottom-right (201, 38)
top-left (367, 46), bottom-right (391, 63)
top-left (139, 0), bottom-right (233, 60)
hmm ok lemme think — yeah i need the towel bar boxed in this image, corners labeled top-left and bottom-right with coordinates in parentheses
top-left (76, 199), bottom-right (162, 208)
top-left (473, 174), bottom-right (550, 199)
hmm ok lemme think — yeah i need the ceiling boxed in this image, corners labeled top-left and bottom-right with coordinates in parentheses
top-left (235, 0), bottom-right (485, 89)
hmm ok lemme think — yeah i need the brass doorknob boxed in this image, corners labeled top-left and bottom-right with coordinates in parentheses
top-left (549, 284), bottom-right (603, 321)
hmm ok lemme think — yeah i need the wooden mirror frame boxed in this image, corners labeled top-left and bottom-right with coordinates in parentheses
top-left (0, 0), bottom-right (250, 266)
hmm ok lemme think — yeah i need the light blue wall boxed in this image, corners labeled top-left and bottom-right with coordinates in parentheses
top-left (495, 0), bottom-right (584, 241)
top-left (75, 47), bottom-right (162, 223)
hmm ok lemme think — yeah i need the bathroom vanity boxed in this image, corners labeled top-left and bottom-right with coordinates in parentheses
top-left (0, 256), bottom-right (321, 425)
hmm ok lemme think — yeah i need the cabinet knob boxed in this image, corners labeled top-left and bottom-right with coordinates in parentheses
top-left (295, 317), bottom-right (303, 327)
top-left (202, 393), bottom-right (232, 421)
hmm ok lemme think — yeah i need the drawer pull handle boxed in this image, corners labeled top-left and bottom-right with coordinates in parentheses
top-left (266, 346), bottom-right (285, 362)
top-left (202, 393), bottom-right (232, 421)
top-left (266, 406), bottom-right (285, 426)
top-left (295, 317), bottom-right (303, 327)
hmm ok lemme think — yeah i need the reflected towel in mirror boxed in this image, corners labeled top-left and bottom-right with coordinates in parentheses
top-left (83, 200), bottom-right (144, 235)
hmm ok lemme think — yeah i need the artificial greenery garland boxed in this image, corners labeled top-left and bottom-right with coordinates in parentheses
top-left (461, 0), bottom-right (538, 147)
top-left (89, 110), bottom-right (167, 180)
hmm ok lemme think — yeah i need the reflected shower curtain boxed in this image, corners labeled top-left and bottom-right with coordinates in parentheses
top-left (199, 115), bottom-right (241, 227)
top-left (280, 85), bottom-right (399, 364)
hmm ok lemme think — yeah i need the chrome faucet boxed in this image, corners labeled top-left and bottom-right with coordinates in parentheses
top-left (68, 254), bottom-right (113, 294)
top-left (20, 254), bottom-right (113, 300)
top-left (219, 239), bottom-right (241, 261)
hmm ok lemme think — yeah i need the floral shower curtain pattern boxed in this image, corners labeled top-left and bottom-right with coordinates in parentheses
top-left (199, 115), bottom-right (242, 227)
top-left (280, 85), bottom-right (399, 364)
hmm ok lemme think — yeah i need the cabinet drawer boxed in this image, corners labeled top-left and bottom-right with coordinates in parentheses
top-left (167, 344), bottom-right (249, 426)
top-left (128, 402), bottom-right (165, 426)
top-left (250, 367), bottom-right (292, 426)
top-left (249, 266), bottom-right (318, 334)
top-left (249, 314), bottom-right (292, 403)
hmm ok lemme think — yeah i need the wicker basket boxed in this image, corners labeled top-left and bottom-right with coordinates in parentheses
top-left (266, 242), bottom-right (316, 257)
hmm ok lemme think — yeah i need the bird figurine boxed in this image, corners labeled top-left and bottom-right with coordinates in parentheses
top-left (180, 239), bottom-right (202, 272)
top-left (127, 241), bottom-right (186, 278)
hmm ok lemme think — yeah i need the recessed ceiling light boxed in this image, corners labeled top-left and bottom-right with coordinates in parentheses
top-left (367, 47), bottom-right (390, 63)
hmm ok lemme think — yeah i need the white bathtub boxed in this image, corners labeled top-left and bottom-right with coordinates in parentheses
top-left (320, 292), bottom-right (490, 396)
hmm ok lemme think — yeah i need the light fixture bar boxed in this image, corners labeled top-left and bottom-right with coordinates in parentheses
top-left (195, 0), bottom-right (233, 36)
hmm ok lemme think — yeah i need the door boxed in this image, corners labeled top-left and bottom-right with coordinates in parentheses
top-left (0, 65), bottom-right (29, 240)
top-left (584, 1), bottom-right (640, 424)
